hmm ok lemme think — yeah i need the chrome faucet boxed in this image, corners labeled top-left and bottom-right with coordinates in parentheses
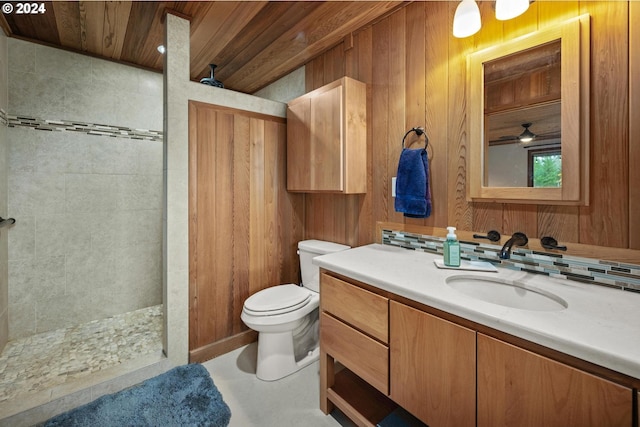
top-left (499, 232), bottom-right (528, 259)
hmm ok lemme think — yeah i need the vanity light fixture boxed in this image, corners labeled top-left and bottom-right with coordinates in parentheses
top-left (157, 45), bottom-right (166, 54)
top-left (496, 0), bottom-right (530, 21)
top-left (453, 0), bottom-right (530, 38)
top-left (453, 0), bottom-right (481, 38)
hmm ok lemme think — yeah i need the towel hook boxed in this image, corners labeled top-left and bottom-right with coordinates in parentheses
top-left (402, 127), bottom-right (428, 150)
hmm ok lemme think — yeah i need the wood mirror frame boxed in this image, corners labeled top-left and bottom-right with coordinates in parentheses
top-left (467, 15), bottom-right (590, 205)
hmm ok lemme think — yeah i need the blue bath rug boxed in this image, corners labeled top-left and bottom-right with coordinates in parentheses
top-left (44, 364), bottom-right (231, 427)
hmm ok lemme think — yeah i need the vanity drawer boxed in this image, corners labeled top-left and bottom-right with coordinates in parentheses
top-left (321, 273), bottom-right (389, 343)
top-left (321, 312), bottom-right (389, 395)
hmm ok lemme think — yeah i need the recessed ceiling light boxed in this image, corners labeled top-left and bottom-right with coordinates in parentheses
top-left (157, 45), bottom-right (166, 54)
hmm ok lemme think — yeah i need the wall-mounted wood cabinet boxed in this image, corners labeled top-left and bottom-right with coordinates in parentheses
top-left (287, 77), bottom-right (367, 194)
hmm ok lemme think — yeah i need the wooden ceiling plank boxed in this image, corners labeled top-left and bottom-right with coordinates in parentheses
top-left (52, 2), bottom-right (82, 50)
top-left (102, 1), bottom-right (133, 59)
top-left (194, 1), bottom-right (321, 82)
top-left (212, 1), bottom-right (345, 88)
top-left (120, 1), bottom-right (159, 64)
top-left (225, 1), bottom-right (403, 92)
top-left (189, 1), bottom-right (252, 79)
top-left (79, 1), bottom-right (105, 53)
top-left (33, 1), bottom-right (60, 45)
top-left (6, 1), bottom-right (61, 45)
top-left (128, 1), bottom-right (174, 70)
top-left (6, 0), bottom-right (405, 93)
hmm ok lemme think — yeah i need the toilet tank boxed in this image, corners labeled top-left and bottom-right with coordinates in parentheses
top-left (298, 240), bottom-right (350, 292)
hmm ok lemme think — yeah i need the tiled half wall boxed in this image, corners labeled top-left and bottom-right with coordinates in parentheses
top-left (382, 229), bottom-right (640, 293)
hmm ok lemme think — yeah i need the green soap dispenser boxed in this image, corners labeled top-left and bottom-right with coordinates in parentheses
top-left (443, 226), bottom-right (461, 267)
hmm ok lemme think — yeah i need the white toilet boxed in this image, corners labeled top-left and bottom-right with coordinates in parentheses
top-left (241, 239), bottom-right (350, 381)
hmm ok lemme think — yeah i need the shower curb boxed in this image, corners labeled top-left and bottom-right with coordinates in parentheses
top-left (0, 353), bottom-right (172, 427)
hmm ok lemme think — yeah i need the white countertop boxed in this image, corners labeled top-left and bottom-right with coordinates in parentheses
top-left (313, 243), bottom-right (640, 379)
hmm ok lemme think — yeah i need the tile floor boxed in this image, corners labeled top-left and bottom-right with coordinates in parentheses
top-left (203, 342), bottom-right (354, 427)
top-left (0, 305), bottom-right (163, 421)
top-left (1, 313), bottom-right (354, 426)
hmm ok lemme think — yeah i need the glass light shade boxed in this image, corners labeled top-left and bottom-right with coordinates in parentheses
top-left (518, 123), bottom-right (536, 143)
top-left (453, 0), bottom-right (481, 38)
top-left (496, 0), bottom-right (529, 21)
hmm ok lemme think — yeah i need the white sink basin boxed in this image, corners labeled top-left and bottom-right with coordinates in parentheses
top-left (446, 275), bottom-right (568, 311)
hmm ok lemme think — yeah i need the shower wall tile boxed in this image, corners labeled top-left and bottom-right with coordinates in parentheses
top-left (65, 248), bottom-right (116, 295)
top-left (9, 71), bottom-right (67, 120)
top-left (7, 38), bottom-right (163, 339)
top-left (64, 174), bottom-right (118, 213)
top-left (8, 171), bottom-right (66, 215)
top-left (35, 133), bottom-right (93, 175)
top-left (35, 44), bottom-right (93, 88)
top-left (63, 86), bottom-right (119, 126)
top-left (7, 215), bottom-right (34, 260)
top-left (116, 175), bottom-right (162, 211)
top-left (35, 214), bottom-right (92, 258)
top-left (114, 242), bottom-right (162, 300)
top-left (90, 138), bottom-right (139, 175)
top-left (7, 126), bottom-right (36, 173)
top-left (35, 292), bottom-right (94, 333)
top-left (7, 39), bottom-right (34, 75)
top-left (139, 73), bottom-right (163, 97)
top-left (8, 256), bottom-right (65, 305)
top-left (113, 210), bottom-right (162, 248)
top-left (91, 58), bottom-right (140, 95)
top-left (1, 30), bottom-right (8, 353)
top-left (138, 141), bottom-right (164, 176)
top-left (8, 300), bottom-right (35, 338)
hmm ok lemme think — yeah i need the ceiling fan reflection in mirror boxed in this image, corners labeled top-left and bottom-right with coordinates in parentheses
top-left (489, 122), bottom-right (561, 148)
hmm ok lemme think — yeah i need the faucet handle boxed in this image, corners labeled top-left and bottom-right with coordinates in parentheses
top-left (512, 232), bottom-right (529, 246)
top-left (473, 230), bottom-right (501, 242)
top-left (540, 236), bottom-right (567, 251)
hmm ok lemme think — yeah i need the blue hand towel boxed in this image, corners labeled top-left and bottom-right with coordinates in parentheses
top-left (394, 148), bottom-right (431, 218)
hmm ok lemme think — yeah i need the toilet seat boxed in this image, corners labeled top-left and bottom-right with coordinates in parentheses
top-left (243, 284), bottom-right (312, 316)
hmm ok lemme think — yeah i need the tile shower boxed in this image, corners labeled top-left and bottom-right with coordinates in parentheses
top-left (0, 37), bottom-right (164, 411)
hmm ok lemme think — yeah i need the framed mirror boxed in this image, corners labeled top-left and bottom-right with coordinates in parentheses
top-left (467, 15), bottom-right (590, 204)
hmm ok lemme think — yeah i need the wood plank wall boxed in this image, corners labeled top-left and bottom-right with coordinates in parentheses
top-left (303, 1), bottom-right (638, 252)
top-left (188, 101), bottom-right (304, 361)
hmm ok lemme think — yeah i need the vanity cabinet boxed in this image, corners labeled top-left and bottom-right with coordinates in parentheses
top-left (320, 273), bottom-right (397, 425)
top-left (286, 77), bottom-right (367, 194)
top-left (319, 270), bottom-right (637, 427)
top-left (477, 334), bottom-right (633, 427)
top-left (390, 301), bottom-right (476, 427)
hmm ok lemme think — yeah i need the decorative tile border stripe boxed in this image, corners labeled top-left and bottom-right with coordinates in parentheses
top-left (5, 114), bottom-right (163, 142)
top-left (382, 229), bottom-right (640, 294)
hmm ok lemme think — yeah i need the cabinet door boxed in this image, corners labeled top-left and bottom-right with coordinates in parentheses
top-left (287, 85), bottom-right (342, 192)
top-left (478, 334), bottom-right (632, 427)
top-left (309, 85), bottom-right (342, 191)
top-left (286, 99), bottom-right (311, 191)
top-left (390, 302), bottom-right (476, 427)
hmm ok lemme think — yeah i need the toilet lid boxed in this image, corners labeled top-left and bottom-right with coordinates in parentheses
top-left (244, 284), bottom-right (311, 315)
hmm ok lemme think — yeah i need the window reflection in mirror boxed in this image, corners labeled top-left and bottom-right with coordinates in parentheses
top-left (484, 40), bottom-right (562, 188)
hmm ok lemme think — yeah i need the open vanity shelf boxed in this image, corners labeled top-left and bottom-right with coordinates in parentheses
top-left (327, 367), bottom-right (398, 426)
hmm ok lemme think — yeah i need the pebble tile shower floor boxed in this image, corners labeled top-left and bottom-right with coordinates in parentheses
top-left (0, 305), bottom-right (162, 403)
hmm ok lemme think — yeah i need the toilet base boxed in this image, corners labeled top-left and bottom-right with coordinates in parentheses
top-left (256, 330), bottom-right (319, 381)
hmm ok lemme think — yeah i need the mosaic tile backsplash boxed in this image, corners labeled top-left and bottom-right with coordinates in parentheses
top-left (382, 229), bottom-right (640, 294)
